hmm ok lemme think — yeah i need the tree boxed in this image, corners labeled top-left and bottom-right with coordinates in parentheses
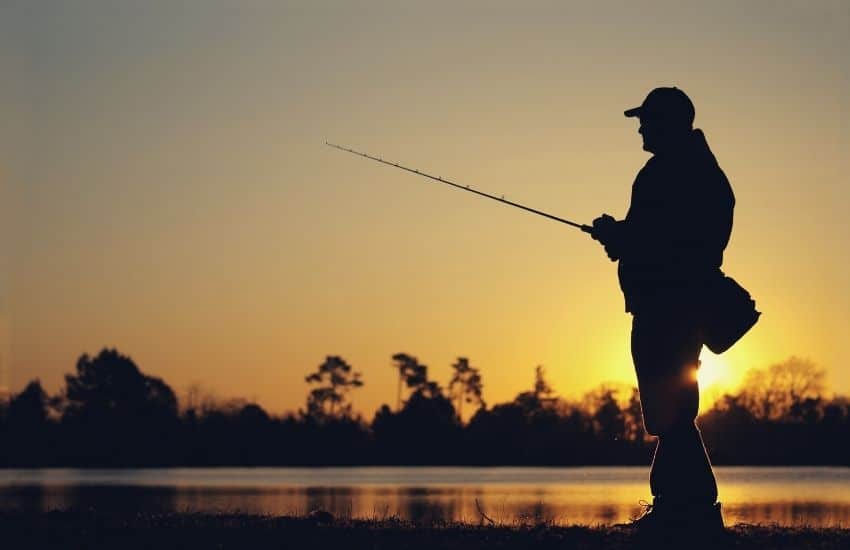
top-left (513, 365), bottom-right (557, 415)
top-left (739, 357), bottom-right (826, 420)
top-left (372, 360), bottom-right (457, 464)
top-left (8, 380), bottom-right (49, 427)
top-left (391, 353), bottom-right (431, 408)
top-left (4, 380), bottom-right (53, 466)
top-left (304, 355), bottom-right (363, 420)
top-left (63, 348), bottom-right (178, 424)
top-left (57, 348), bottom-right (179, 466)
top-left (580, 383), bottom-right (637, 443)
top-left (623, 387), bottom-right (647, 443)
top-left (591, 388), bottom-right (626, 441)
top-left (533, 365), bottom-right (554, 401)
top-left (449, 357), bottom-right (484, 421)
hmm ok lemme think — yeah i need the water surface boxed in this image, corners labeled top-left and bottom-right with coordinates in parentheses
top-left (1, 467), bottom-right (848, 527)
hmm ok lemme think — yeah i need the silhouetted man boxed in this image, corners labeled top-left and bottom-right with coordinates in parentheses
top-left (591, 87), bottom-right (732, 534)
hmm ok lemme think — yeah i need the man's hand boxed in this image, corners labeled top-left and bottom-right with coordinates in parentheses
top-left (591, 214), bottom-right (625, 261)
top-left (591, 214), bottom-right (617, 240)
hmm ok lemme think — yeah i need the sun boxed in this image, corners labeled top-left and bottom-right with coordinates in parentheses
top-left (697, 351), bottom-right (734, 412)
top-left (698, 351), bottom-right (730, 389)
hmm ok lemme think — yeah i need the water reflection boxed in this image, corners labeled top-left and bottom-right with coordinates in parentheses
top-left (0, 484), bottom-right (178, 514)
top-left (1, 467), bottom-right (849, 527)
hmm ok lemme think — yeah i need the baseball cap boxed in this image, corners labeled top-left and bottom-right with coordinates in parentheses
top-left (624, 87), bottom-right (695, 126)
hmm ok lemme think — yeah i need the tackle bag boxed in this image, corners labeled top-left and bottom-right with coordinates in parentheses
top-left (701, 272), bottom-right (760, 354)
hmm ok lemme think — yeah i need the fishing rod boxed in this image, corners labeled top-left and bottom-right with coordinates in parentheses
top-left (325, 142), bottom-right (592, 233)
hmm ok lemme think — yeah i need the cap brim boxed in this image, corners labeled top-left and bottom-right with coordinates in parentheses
top-left (624, 107), bottom-right (642, 118)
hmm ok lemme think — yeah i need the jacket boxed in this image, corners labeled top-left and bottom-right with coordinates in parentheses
top-left (616, 129), bottom-right (735, 314)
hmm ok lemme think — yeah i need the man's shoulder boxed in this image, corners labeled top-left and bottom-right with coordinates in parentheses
top-left (640, 155), bottom-right (660, 171)
top-left (634, 155), bottom-right (661, 182)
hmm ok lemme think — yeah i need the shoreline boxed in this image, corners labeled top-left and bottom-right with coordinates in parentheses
top-left (2, 511), bottom-right (849, 549)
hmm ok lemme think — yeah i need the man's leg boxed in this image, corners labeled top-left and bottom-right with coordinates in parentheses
top-left (650, 422), bottom-right (718, 504)
top-left (631, 312), bottom-right (719, 506)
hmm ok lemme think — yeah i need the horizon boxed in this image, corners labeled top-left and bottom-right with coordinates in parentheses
top-left (1, 1), bottom-right (848, 416)
top-left (0, 346), bottom-right (836, 420)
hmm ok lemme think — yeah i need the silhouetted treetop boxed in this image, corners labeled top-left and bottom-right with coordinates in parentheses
top-left (533, 366), bottom-right (554, 401)
top-left (512, 365), bottom-right (558, 416)
top-left (737, 357), bottom-right (826, 420)
top-left (449, 357), bottom-right (484, 421)
top-left (8, 379), bottom-right (49, 427)
top-left (391, 353), bottom-right (443, 404)
top-left (62, 348), bottom-right (177, 423)
top-left (304, 355), bottom-right (363, 421)
top-left (1, 349), bottom-right (846, 467)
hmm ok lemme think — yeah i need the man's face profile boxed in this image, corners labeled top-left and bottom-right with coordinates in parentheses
top-left (637, 115), bottom-right (689, 154)
top-left (638, 116), bottom-right (661, 153)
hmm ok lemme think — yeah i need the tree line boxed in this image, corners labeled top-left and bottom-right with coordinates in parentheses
top-left (1, 349), bottom-right (848, 467)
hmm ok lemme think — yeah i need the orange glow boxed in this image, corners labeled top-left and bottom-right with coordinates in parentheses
top-left (1, 3), bottom-right (847, 416)
top-left (698, 352), bottom-right (731, 391)
top-left (697, 351), bottom-right (748, 413)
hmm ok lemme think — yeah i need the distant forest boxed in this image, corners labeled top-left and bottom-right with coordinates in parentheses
top-left (1, 349), bottom-right (848, 467)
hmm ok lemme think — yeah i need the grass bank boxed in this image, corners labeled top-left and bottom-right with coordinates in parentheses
top-left (1, 511), bottom-right (848, 549)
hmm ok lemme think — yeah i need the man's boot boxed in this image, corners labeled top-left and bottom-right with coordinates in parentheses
top-left (630, 497), bottom-right (725, 536)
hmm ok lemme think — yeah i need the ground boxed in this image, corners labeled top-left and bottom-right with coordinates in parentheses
top-left (1, 511), bottom-right (848, 549)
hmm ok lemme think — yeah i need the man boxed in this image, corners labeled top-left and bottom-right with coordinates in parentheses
top-left (591, 87), bottom-right (733, 533)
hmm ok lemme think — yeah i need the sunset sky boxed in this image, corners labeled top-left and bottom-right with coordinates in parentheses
top-left (1, 1), bottom-right (848, 415)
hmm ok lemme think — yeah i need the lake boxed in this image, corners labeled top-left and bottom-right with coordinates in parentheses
top-left (1, 467), bottom-right (848, 527)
